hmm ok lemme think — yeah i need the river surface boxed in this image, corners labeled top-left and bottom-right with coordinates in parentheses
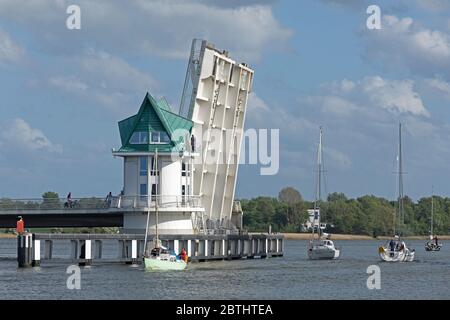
top-left (0, 239), bottom-right (449, 299)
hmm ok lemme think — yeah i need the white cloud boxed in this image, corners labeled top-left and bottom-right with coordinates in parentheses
top-left (0, 0), bottom-right (292, 62)
top-left (415, 0), bottom-right (450, 11)
top-left (362, 77), bottom-right (429, 117)
top-left (248, 93), bottom-right (270, 112)
top-left (310, 76), bottom-right (429, 117)
top-left (323, 146), bottom-right (352, 169)
top-left (0, 27), bottom-right (24, 64)
top-left (307, 95), bottom-right (359, 117)
top-left (361, 15), bottom-right (450, 80)
top-left (425, 78), bottom-right (450, 99)
top-left (49, 76), bottom-right (88, 93)
top-left (1, 118), bottom-right (63, 154)
top-left (48, 50), bottom-right (158, 113)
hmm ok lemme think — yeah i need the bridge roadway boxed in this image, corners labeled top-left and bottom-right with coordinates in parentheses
top-left (0, 195), bottom-right (203, 228)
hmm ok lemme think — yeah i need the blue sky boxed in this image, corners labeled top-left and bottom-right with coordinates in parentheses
top-left (1, 0), bottom-right (450, 202)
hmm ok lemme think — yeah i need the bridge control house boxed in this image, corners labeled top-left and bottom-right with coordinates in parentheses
top-left (112, 93), bottom-right (203, 234)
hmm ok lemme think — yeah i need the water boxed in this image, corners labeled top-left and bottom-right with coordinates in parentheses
top-left (1, 239), bottom-right (449, 299)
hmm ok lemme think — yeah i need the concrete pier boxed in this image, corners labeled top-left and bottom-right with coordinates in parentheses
top-left (18, 233), bottom-right (284, 267)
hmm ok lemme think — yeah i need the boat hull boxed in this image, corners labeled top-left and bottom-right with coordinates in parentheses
top-left (378, 246), bottom-right (415, 262)
top-left (425, 242), bottom-right (442, 252)
top-left (144, 257), bottom-right (187, 270)
top-left (308, 246), bottom-right (340, 260)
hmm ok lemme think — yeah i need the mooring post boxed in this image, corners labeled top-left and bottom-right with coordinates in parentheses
top-left (131, 240), bottom-right (138, 265)
top-left (174, 240), bottom-right (179, 255)
top-left (17, 233), bottom-right (33, 268)
top-left (44, 240), bottom-right (53, 259)
top-left (70, 240), bottom-right (78, 261)
top-left (187, 239), bottom-right (192, 257)
top-left (78, 240), bottom-right (92, 266)
top-left (94, 240), bottom-right (102, 259)
top-left (32, 237), bottom-right (41, 267)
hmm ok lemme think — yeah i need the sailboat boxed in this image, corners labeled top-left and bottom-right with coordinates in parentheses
top-left (143, 149), bottom-right (187, 271)
top-left (425, 188), bottom-right (442, 251)
top-left (378, 123), bottom-right (415, 262)
top-left (307, 127), bottom-right (340, 260)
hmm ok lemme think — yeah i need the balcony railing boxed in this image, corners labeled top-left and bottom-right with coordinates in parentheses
top-left (0, 195), bottom-right (202, 211)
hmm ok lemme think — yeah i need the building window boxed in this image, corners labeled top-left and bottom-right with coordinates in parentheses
top-left (150, 156), bottom-right (159, 176)
top-left (140, 157), bottom-right (147, 176)
top-left (182, 162), bottom-right (188, 177)
top-left (151, 131), bottom-right (159, 143)
top-left (150, 131), bottom-right (171, 144)
top-left (140, 183), bottom-right (147, 196)
top-left (181, 185), bottom-right (186, 196)
top-left (130, 131), bottom-right (148, 144)
top-left (160, 132), bottom-right (171, 143)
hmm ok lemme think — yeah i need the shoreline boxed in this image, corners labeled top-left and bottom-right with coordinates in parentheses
top-left (281, 233), bottom-right (450, 240)
top-left (0, 234), bottom-right (16, 239)
top-left (2, 232), bottom-right (450, 241)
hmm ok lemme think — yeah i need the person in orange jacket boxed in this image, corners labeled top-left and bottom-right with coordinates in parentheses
top-left (16, 216), bottom-right (25, 234)
top-left (180, 248), bottom-right (188, 263)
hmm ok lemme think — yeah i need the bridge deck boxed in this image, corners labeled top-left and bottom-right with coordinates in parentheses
top-left (0, 195), bottom-right (203, 228)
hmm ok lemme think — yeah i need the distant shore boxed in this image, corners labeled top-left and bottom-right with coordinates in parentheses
top-left (281, 233), bottom-right (450, 240)
top-left (0, 233), bottom-right (16, 239)
top-left (2, 232), bottom-right (450, 240)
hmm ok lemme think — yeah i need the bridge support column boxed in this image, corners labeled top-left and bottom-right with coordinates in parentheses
top-left (94, 240), bottom-right (102, 259)
top-left (17, 233), bottom-right (33, 268)
top-left (187, 239), bottom-right (192, 258)
top-left (32, 239), bottom-right (41, 266)
top-left (44, 240), bottom-right (53, 259)
top-left (131, 240), bottom-right (138, 265)
top-left (71, 240), bottom-right (78, 261)
top-left (78, 240), bottom-right (92, 266)
top-left (174, 240), bottom-right (179, 255)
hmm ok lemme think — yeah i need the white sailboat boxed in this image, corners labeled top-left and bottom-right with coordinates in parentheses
top-left (143, 149), bottom-right (187, 271)
top-left (378, 123), bottom-right (415, 262)
top-left (425, 188), bottom-right (442, 252)
top-left (307, 127), bottom-right (340, 260)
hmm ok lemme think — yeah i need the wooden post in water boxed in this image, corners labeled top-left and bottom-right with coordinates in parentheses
top-left (32, 238), bottom-right (41, 266)
top-left (17, 233), bottom-right (33, 268)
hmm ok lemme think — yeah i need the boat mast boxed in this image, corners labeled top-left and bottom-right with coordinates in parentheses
top-left (431, 186), bottom-right (434, 237)
top-left (397, 123), bottom-right (404, 236)
top-left (143, 153), bottom-right (152, 257)
top-left (313, 127), bottom-right (323, 240)
top-left (155, 149), bottom-right (159, 246)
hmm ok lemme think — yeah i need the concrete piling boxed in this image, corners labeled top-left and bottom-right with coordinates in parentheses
top-left (17, 233), bottom-right (284, 267)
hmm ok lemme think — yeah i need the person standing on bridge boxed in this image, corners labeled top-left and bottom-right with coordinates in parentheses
top-left (16, 216), bottom-right (24, 235)
top-left (106, 192), bottom-right (113, 207)
top-left (67, 192), bottom-right (72, 208)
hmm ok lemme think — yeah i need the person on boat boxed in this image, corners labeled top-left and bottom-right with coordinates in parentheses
top-left (434, 235), bottom-right (439, 246)
top-left (180, 248), bottom-right (188, 263)
top-left (399, 242), bottom-right (405, 251)
top-left (389, 239), bottom-right (396, 252)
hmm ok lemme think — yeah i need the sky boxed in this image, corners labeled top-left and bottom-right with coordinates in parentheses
top-left (1, 0), bottom-right (450, 202)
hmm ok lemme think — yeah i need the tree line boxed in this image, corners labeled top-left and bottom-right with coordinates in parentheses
top-left (240, 187), bottom-right (450, 236)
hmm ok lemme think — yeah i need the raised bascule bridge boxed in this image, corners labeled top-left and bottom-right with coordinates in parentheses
top-left (0, 40), bottom-right (284, 267)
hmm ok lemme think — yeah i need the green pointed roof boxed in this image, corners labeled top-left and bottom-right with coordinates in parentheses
top-left (116, 93), bottom-right (193, 153)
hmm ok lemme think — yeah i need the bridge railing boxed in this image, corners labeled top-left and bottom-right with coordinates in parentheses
top-left (0, 195), bottom-right (202, 211)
